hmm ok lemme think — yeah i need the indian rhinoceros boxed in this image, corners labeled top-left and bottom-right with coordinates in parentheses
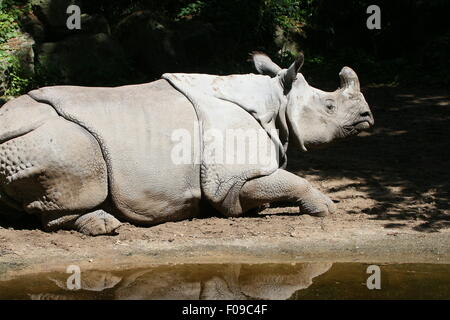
top-left (0, 52), bottom-right (373, 235)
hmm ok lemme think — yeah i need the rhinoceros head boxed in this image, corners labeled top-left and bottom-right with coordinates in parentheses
top-left (252, 52), bottom-right (374, 151)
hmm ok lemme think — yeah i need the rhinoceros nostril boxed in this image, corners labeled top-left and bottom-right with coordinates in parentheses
top-left (360, 111), bottom-right (371, 118)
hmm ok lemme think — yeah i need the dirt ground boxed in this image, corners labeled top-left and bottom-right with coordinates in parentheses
top-left (0, 86), bottom-right (449, 278)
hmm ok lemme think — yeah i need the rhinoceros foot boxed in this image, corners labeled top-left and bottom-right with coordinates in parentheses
top-left (299, 187), bottom-right (336, 217)
top-left (74, 210), bottom-right (121, 236)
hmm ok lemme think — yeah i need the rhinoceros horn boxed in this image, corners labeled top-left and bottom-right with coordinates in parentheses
top-left (339, 66), bottom-right (360, 92)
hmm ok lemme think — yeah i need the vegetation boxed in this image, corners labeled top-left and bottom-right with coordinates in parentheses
top-left (0, 52), bottom-right (31, 96)
top-left (0, 1), bottom-right (28, 43)
top-left (0, 0), bottom-right (32, 97)
top-left (1, 0), bottom-right (449, 99)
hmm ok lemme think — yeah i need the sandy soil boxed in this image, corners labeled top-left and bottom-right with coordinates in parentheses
top-left (0, 86), bottom-right (449, 278)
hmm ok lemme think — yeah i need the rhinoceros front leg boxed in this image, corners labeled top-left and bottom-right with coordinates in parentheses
top-left (73, 210), bottom-right (122, 236)
top-left (238, 169), bottom-right (336, 217)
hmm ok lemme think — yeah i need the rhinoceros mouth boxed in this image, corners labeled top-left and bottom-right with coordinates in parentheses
top-left (353, 120), bottom-right (372, 130)
top-left (343, 120), bottom-right (372, 135)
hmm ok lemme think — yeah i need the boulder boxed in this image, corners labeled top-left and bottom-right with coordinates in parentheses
top-left (114, 11), bottom-right (218, 77)
top-left (175, 21), bottom-right (217, 70)
top-left (114, 11), bottom-right (181, 77)
top-left (274, 25), bottom-right (303, 58)
top-left (31, 0), bottom-right (82, 37)
top-left (20, 12), bottom-right (46, 43)
top-left (80, 14), bottom-right (110, 35)
top-left (36, 33), bottom-right (132, 86)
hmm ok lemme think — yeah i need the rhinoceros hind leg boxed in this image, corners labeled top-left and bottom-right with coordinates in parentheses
top-left (74, 210), bottom-right (121, 236)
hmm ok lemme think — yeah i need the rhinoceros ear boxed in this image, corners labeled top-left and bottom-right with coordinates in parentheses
top-left (339, 66), bottom-right (360, 92)
top-left (250, 52), bottom-right (282, 77)
top-left (280, 52), bottom-right (304, 94)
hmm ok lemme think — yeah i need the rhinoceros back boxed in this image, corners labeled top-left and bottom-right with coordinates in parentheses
top-left (27, 80), bottom-right (201, 224)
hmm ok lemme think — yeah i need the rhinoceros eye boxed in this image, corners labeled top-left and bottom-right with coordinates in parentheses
top-left (326, 104), bottom-right (336, 114)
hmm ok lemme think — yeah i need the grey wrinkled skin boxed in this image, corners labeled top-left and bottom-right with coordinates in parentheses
top-left (0, 52), bottom-right (373, 235)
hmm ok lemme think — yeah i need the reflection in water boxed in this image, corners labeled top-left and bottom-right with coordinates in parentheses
top-left (0, 263), bottom-right (331, 300)
top-left (49, 271), bottom-right (122, 292)
top-left (0, 263), bottom-right (449, 300)
top-left (115, 263), bottom-right (332, 300)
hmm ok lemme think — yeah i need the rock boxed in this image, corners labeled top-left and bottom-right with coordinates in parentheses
top-left (20, 12), bottom-right (46, 42)
top-left (274, 25), bottom-right (303, 57)
top-left (175, 21), bottom-right (217, 70)
top-left (114, 11), bottom-right (218, 77)
top-left (10, 33), bottom-right (36, 76)
top-left (114, 10), bottom-right (181, 77)
top-left (31, 0), bottom-right (82, 37)
top-left (28, 2), bottom-right (111, 40)
top-left (80, 14), bottom-right (110, 35)
top-left (36, 33), bottom-right (132, 86)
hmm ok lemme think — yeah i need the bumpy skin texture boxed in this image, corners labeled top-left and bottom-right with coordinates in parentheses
top-left (0, 117), bottom-right (108, 230)
top-left (0, 53), bottom-right (373, 235)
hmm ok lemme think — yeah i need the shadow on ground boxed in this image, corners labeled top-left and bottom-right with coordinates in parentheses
top-left (287, 86), bottom-right (450, 232)
top-left (0, 206), bottom-right (40, 230)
